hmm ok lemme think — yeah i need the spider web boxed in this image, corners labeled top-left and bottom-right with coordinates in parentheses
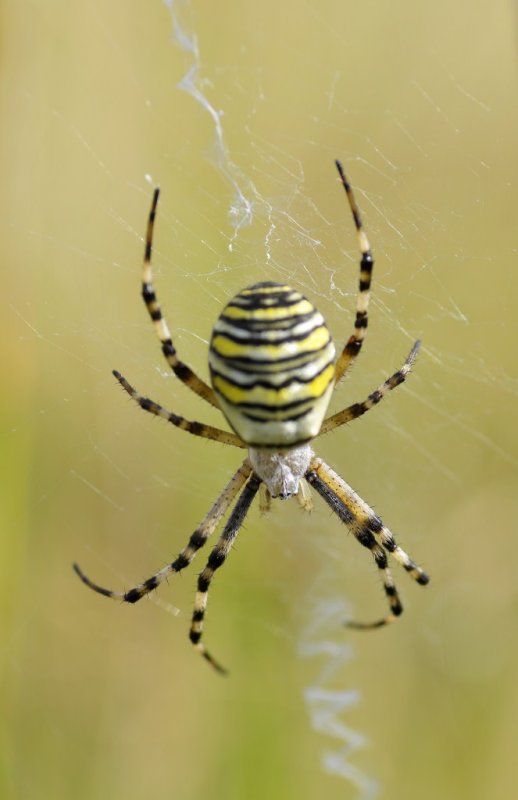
top-left (162, 4), bottom-right (382, 793)
top-left (156, 3), bottom-right (518, 795)
top-left (4, 1), bottom-right (518, 799)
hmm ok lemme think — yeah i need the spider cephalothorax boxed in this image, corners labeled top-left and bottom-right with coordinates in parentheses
top-left (74, 161), bottom-right (429, 674)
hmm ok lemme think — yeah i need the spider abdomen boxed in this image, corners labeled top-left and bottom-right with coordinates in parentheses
top-left (209, 282), bottom-right (336, 447)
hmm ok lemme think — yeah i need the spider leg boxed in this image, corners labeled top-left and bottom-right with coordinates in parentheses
top-left (73, 460), bottom-right (252, 602)
top-left (305, 456), bottom-right (429, 629)
top-left (190, 472), bottom-right (261, 674)
top-left (142, 188), bottom-right (219, 408)
top-left (333, 160), bottom-right (374, 385)
top-left (112, 370), bottom-right (245, 448)
top-left (320, 340), bottom-right (420, 435)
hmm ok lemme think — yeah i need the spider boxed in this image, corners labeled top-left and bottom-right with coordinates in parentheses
top-left (74, 160), bottom-right (429, 674)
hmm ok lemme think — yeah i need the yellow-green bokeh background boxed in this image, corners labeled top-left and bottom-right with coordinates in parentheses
top-left (2, 2), bottom-right (517, 798)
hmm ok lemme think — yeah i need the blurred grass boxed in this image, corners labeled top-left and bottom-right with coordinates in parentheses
top-left (1, 1), bottom-right (518, 798)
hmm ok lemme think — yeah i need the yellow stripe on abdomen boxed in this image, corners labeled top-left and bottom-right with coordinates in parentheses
top-left (209, 282), bottom-right (336, 448)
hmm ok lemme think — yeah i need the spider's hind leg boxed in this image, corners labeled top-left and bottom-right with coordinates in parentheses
top-left (333, 161), bottom-right (375, 384)
top-left (141, 188), bottom-right (219, 408)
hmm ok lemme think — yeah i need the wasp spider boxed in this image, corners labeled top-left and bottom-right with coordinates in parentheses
top-left (74, 161), bottom-right (429, 674)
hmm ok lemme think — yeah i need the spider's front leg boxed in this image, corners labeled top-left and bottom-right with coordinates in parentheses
top-left (305, 457), bottom-right (429, 628)
top-left (189, 472), bottom-right (262, 674)
top-left (73, 460), bottom-right (252, 604)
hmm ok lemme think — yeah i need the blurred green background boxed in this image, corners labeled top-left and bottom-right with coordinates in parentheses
top-left (1, 1), bottom-right (517, 798)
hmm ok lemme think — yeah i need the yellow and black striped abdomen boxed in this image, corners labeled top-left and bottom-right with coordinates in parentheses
top-left (209, 282), bottom-right (336, 448)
